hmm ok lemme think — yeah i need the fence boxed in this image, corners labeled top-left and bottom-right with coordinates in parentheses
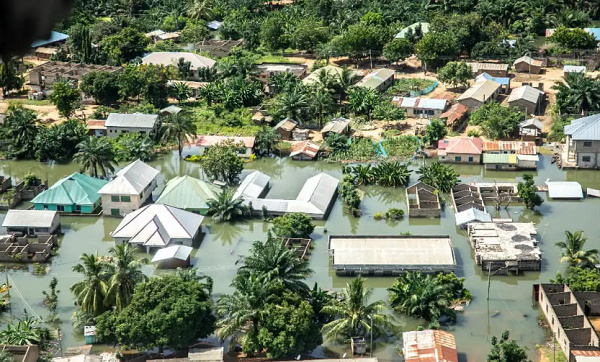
top-left (410, 81), bottom-right (439, 97)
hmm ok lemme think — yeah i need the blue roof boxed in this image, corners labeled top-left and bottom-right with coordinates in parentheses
top-left (31, 31), bottom-right (69, 48)
top-left (476, 72), bottom-right (510, 86)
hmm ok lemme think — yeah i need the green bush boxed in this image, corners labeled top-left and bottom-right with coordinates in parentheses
top-left (467, 129), bottom-right (480, 137)
top-left (385, 208), bottom-right (404, 220)
top-left (374, 212), bottom-right (384, 220)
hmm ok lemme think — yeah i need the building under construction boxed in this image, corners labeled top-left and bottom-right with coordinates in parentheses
top-left (28, 61), bottom-right (122, 92)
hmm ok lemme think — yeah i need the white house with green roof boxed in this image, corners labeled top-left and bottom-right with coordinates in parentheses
top-left (31, 173), bottom-right (107, 214)
top-left (355, 68), bottom-right (395, 92)
top-left (155, 176), bottom-right (222, 215)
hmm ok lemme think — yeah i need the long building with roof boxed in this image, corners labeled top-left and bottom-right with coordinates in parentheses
top-left (156, 176), bottom-right (222, 215)
top-left (32, 173), bottom-right (107, 214)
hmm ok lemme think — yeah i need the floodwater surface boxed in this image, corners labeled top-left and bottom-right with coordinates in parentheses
top-left (2, 148), bottom-right (600, 361)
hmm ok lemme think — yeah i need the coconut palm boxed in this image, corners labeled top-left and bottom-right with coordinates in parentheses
top-left (416, 161), bottom-right (459, 193)
top-left (388, 272), bottom-right (454, 322)
top-left (104, 244), bottom-right (149, 311)
top-left (372, 161), bottom-right (411, 187)
top-left (555, 231), bottom-right (599, 268)
top-left (187, 0), bottom-right (213, 19)
top-left (321, 276), bottom-right (394, 342)
top-left (239, 236), bottom-right (313, 295)
top-left (312, 89), bottom-right (335, 128)
top-left (276, 87), bottom-right (309, 122)
top-left (73, 136), bottom-right (116, 178)
top-left (207, 190), bottom-right (251, 222)
top-left (171, 82), bottom-right (192, 102)
top-left (348, 87), bottom-right (381, 122)
top-left (161, 111), bottom-right (197, 157)
top-left (70, 252), bottom-right (108, 316)
top-left (335, 67), bottom-right (357, 105)
top-left (553, 73), bottom-right (600, 115)
top-left (4, 104), bottom-right (38, 158)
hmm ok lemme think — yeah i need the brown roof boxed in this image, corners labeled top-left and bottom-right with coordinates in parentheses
top-left (274, 118), bottom-right (298, 132)
top-left (438, 137), bottom-right (483, 156)
top-left (403, 330), bottom-right (458, 362)
top-left (571, 349), bottom-right (600, 357)
top-left (86, 120), bottom-right (106, 130)
top-left (290, 140), bottom-right (320, 158)
top-left (483, 141), bottom-right (537, 155)
top-left (440, 104), bottom-right (468, 126)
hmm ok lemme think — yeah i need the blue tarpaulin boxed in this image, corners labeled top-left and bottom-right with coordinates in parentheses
top-left (31, 31), bottom-right (69, 48)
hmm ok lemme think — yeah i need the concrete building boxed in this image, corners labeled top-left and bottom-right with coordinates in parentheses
top-left (403, 330), bottom-right (458, 362)
top-left (533, 284), bottom-right (600, 361)
top-left (86, 120), bottom-right (107, 137)
top-left (467, 222), bottom-right (541, 273)
top-left (2, 210), bottom-right (60, 236)
top-left (508, 85), bottom-right (544, 115)
top-left (475, 72), bottom-right (511, 94)
top-left (393, 97), bottom-right (448, 118)
top-left (141, 52), bottom-right (216, 80)
top-left (321, 117), bottom-right (350, 137)
top-left (455, 208), bottom-right (492, 227)
top-left (482, 153), bottom-right (518, 170)
top-left (564, 114), bottom-right (600, 168)
top-left (328, 235), bottom-right (456, 276)
top-left (451, 184), bottom-right (485, 213)
top-left (257, 63), bottom-right (307, 83)
top-left (466, 62), bottom-right (509, 77)
top-left (520, 118), bottom-right (544, 142)
top-left (355, 68), bottom-right (395, 92)
top-left (457, 79), bottom-right (501, 111)
top-left (273, 118), bottom-right (298, 140)
top-left (290, 140), bottom-right (321, 160)
top-left (32, 173), bottom-right (107, 214)
top-left (196, 135), bottom-right (255, 158)
top-left (405, 182), bottom-right (440, 218)
top-left (151, 245), bottom-right (193, 268)
top-left (105, 113), bottom-right (159, 138)
top-left (438, 137), bottom-right (483, 164)
top-left (481, 141), bottom-right (540, 168)
top-left (98, 160), bottom-right (160, 216)
top-left (111, 204), bottom-right (204, 252)
top-left (513, 55), bottom-right (543, 74)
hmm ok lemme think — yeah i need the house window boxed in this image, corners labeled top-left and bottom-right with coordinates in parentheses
top-left (121, 196), bottom-right (131, 202)
top-left (111, 195), bottom-right (120, 202)
top-left (584, 141), bottom-right (593, 147)
top-left (111, 209), bottom-right (120, 216)
top-left (455, 156), bottom-right (462, 162)
top-left (75, 205), bottom-right (81, 212)
top-left (583, 156), bottom-right (591, 162)
top-left (468, 156), bottom-right (474, 162)
top-left (57, 205), bottom-right (65, 212)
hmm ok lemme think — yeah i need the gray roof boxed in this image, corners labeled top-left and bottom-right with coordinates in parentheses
top-left (142, 52), bottom-right (216, 70)
top-left (355, 68), bottom-right (396, 89)
top-left (233, 171), bottom-right (271, 199)
top-left (105, 113), bottom-right (159, 129)
top-left (508, 85), bottom-right (543, 104)
top-left (545, 181), bottom-right (583, 199)
top-left (457, 79), bottom-right (501, 103)
top-left (563, 65), bottom-right (586, 73)
top-left (455, 208), bottom-right (492, 226)
top-left (160, 105), bottom-right (183, 115)
top-left (321, 117), bottom-right (350, 134)
top-left (151, 245), bottom-right (193, 262)
top-left (2, 210), bottom-right (59, 228)
top-left (564, 114), bottom-right (600, 140)
top-left (520, 118), bottom-right (543, 130)
top-left (99, 160), bottom-right (159, 195)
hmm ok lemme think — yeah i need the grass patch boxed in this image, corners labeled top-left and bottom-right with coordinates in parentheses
top-left (387, 78), bottom-right (436, 96)
top-left (328, 137), bottom-right (379, 162)
top-left (541, 343), bottom-right (567, 362)
top-left (381, 135), bottom-right (420, 159)
top-left (256, 54), bottom-right (304, 64)
top-left (186, 105), bottom-right (260, 136)
top-left (8, 99), bottom-right (53, 106)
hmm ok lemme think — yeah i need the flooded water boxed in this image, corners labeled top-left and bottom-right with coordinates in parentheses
top-left (2, 148), bottom-right (600, 361)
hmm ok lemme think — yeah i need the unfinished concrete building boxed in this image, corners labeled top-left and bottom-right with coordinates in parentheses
top-left (28, 62), bottom-right (121, 92)
top-left (405, 182), bottom-right (441, 218)
top-left (469, 182), bottom-right (519, 202)
top-left (533, 284), bottom-right (600, 361)
top-left (468, 222), bottom-right (541, 274)
top-left (451, 184), bottom-right (485, 212)
top-left (0, 234), bottom-right (58, 263)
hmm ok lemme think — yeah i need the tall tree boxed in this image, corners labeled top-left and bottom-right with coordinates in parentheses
top-left (254, 126), bottom-right (280, 156)
top-left (207, 190), bottom-right (250, 222)
top-left (49, 79), bottom-right (81, 118)
top-left (74, 136), bottom-right (116, 178)
top-left (312, 89), bottom-right (335, 127)
top-left (71, 252), bottom-right (108, 316)
top-left (555, 231), bottom-right (599, 268)
top-left (517, 174), bottom-right (543, 210)
top-left (487, 330), bottom-right (529, 362)
top-left (553, 73), bottom-right (600, 115)
top-left (0, 59), bottom-right (23, 97)
top-left (199, 142), bottom-right (244, 184)
top-left (423, 119), bottom-right (448, 146)
top-left (161, 111), bottom-right (197, 157)
top-left (348, 87), bottom-right (381, 122)
top-left (437, 61), bottom-right (473, 89)
top-left (105, 244), bottom-right (148, 312)
top-left (3, 104), bottom-right (38, 159)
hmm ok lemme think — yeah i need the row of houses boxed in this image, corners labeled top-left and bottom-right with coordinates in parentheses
top-left (438, 138), bottom-right (540, 169)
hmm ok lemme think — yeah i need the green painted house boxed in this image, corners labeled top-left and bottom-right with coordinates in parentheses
top-left (155, 175), bottom-right (222, 215)
top-left (31, 173), bottom-right (108, 214)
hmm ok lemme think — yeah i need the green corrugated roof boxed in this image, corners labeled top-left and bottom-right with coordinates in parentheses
top-left (155, 176), bottom-right (222, 211)
top-left (32, 173), bottom-right (107, 206)
top-left (483, 153), bottom-right (517, 164)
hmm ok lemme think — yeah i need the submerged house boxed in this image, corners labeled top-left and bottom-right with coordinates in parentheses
top-left (451, 184), bottom-right (485, 213)
top-left (151, 245), bottom-right (193, 269)
top-left (405, 182), bottom-right (440, 218)
top-left (155, 176), bottom-right (222, 215)
top-left (31, 173), bottom-right (107, 214)
top-left (233, 171), bottom-right (271, 200)
top-left (2, 210), bottom-right (60, 236)
top-left (290, 140), bottom-right (321, 160)
top-left (111, 204), bottom-right (204, 252)
top-left (98, 160), bottom-right (160, 217)
top-left (438, 137), bottom-right (483, 164)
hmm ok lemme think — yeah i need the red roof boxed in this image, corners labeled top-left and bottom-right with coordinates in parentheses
top-left (438, 137), bottom-right (483, 156)
top-left (483, 141), bottom-right (537, 155)
top-left (86, 120), bottom-right (106, 130)
top-left (440, 104), bottom-right (468, 126)
top-left (290, 140), bottom-right (320, 158)
top-left (571, 349), bottom-right (600, 357)
top-left (404, 330), bottom-right (458, 362)
top-left (196, 135), bottom-right (255, 148)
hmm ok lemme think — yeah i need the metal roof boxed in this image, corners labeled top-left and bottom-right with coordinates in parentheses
top-left (196, 135), bottom-right (255, 148)
top-left (395, 22), bottom-right (430, 39)
top-left (438, 137), bottom-right (483, 155)
top-left (32, 173), bottom-right (107, 206)
top-left (563, 65), bottom-right (586, 73)
top-left (508, 85), bottom-right (543, 104)
top-left (440, 103), bottom-right (469, 126)
top-left (321, 117), bottom-right (350, 134)
top-left (160, 105), bottom-right (182, 115)
top-left (520, 118), bottom-right (543, 130)
top-left (565, 114), bottom-right (600, 141)
top-left (98, 160), bottom-right (159, 195)
top-left (395, 97), bottom-right (448, 110)
top-left (455, 208), bottom-right (492, 226)
top-left (403, 329), bottom-right (458, 362)
top-left (466, 62), bottom-right (509, 71)
top-left (105, 113), bottom-right (159, 129)
top-left (457, 79), bottom-right (501, 102)
top-left (475, 73), bottom-right (510, 86)
top-left (156, 176), bottom-right (222, 211)
top-left (151, 245), bottom-right (193, 262)
top-left (483, 141), bottom-right (537, 155)
top-left (2, 210), bottom-right (58, 228)
top-left (273, 118), bottom-right (298, 132)
top-left (290, 140), bottom-right (321, 158)
top-left (355, 68), bottom-right (395, 90)
top-left (546, 181), bottom-right (584, 199)
top-left (31, 31), bottom-right (69, 48)
top-left (142, 52), bottom-right (216, 70)
top-left (111, 204), bottom-right (204, 247)
top-left (513, 55), bottom-right (543, 67)
top-left (207, 21), bottom-right (224, 30)
top-left (233, 171), bottom-right (271, 199)
top-left (483, 153), bottom-right (517, 164)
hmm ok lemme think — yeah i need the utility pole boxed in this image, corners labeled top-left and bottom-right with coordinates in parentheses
top-left (487, 263), bottom-right (492, 300)
top-left (369, 315), bottom-right (373, 357)
top-left (553, 333), bottom-right (556, 362)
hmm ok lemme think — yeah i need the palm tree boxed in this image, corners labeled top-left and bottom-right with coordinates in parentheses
top-left (335, 68), bottom-right (357, 105)
top-left (4, 104), bottom-right (38, 158)
top-left (349, 164), bottom-right (375, 185)
top-left (239, 236), bottom-right (313, 295)
top-left (555, 231), bottom-right (599, 268)
top-left (312, 89), bottom-right (335, 128)
top-left (70, 252), bottom-right (108, 316)
top-left (207, 190), bottom-right (251, 222)
top-left (416, 161), bottom-right (459, 193)
top-left (276, 87), bottom-right (309, 122)
top-left (104, 244), bottom-right (148, 311)
top-left (553, 73), bottom-right (600, 115)
top-left (161, 111), bottom-right (197, 157)
top-left (254, 126), bottom-right (280, 156)
top-left (0, 316), bottom-right (45, 345)
top-left (313, 69), bottom-right (337, 94)
top-left (187, 0), bottom-right (213, 19)
top-left (348, 87), bottom-right (381, 122)
top-left (388, 272), bottom-right (454, 322)
top-left (171, 82), bottom-right (192, 103)
top-left (372, 161), bottom-right (411, 187)
top-left (74, 136), bottom-right (116, 178)
top-left (321, 276), bottom-right (393, 342)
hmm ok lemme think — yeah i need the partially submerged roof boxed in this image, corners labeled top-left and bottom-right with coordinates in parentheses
top-left (355, 68), bottom-right (395, 90)
top-left (156, 176), bottom-right (222, 210)
top-left (468, 222), bottom-right (541, 262)
top-left (440, 103), bottom-right (469, 126)
top-left (31, 31), bottom-right (69, 48)
top-left (151, 245), bottom-right (193, 262)
top-left (545, 181), bottom-right (583, 199)
top-left (32, 173), bottom-right (107, 206)
top-left (111, 204), bottom-right (204, 247)
top-left (565, 114), bottom-right (600, 141)
top-left (290, 140), bottom-right (320, 159)
top-left (483, 141), bottom-right (537, 155)
top-left (457, 79), bottom-right (501, 103)
top-left (508, 85), bottom-right (543, 104)
top-left (438, 137), bottom-right (483, 155)
top-left (393, 97), bottom-right (448, 110)
top-left (483, 153), bottom-right (517, 164)
top-left (395, 22), bottom-right (430, 39)
top-left (233, 171), bottom-right (271, 199)
top-left (403, 329), bottom-right (458, 362)
top-left (321, 117), bottom-right (350, 134)
top-left (142, 52), bottom-right (216, 70)
top-left (105, 113), bottom-right (159, 129)
top-left (2, 210), bottom-right (58, 228)
top-left (455, 208), bottom-right (491, 226)
top-left (196, 135), bottom-right (255, 148)
top-left (98, 160), bottom-right (159, 195)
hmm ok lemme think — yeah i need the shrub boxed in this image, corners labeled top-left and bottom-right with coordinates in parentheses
top-left (467, 129), bottom-right (480, 137)
top-left (385, 208), bottom-right (404, 220)
top-left (374, 212), bottom-right (384, 220)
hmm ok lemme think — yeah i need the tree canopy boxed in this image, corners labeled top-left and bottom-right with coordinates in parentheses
top-left (469, 102), bottom-right (525, 139)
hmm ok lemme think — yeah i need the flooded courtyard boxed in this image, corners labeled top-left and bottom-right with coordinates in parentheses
top-left (1, 148), bottom-right (600, 361)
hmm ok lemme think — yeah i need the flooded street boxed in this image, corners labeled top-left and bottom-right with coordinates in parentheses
top-left (2, 148), bottom-right (600, 361)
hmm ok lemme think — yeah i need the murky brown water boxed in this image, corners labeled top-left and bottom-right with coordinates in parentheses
top-left (2, 147), bottom-right (600, 361)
